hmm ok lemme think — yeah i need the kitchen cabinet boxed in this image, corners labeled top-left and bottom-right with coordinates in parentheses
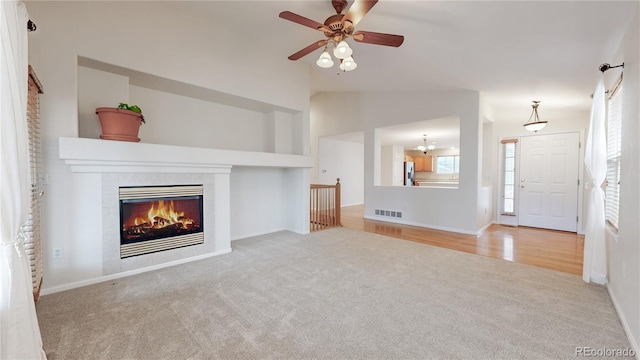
top-left (405, 155), bottom-right (414, 162)
top-left (414, 155), bottom-right (433, 172)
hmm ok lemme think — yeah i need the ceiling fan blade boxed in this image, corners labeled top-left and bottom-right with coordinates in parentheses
top-left (288, 40), bottom-right (329, 61)
top-left (341, 0), bottom-right (378, 31)
top-left (352, 30), bottom-right (404, 47)
top-left (279, 11), bottom-right (331, 33)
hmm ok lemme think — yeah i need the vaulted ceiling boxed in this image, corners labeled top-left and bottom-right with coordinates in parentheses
top-left (190, 0), bottom-right (635, 123)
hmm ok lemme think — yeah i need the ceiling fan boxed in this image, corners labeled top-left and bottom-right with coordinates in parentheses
top-left (279, 0), bottom-right (404, 71)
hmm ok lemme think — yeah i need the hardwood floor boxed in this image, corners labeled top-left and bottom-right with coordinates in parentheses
top-left (340, 204), bottom-right (584, 275)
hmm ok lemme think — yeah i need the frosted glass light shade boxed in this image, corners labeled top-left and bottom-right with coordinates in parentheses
top-left (316, 50), bottom-right (334, 68)
top-left (523, 121), bottom-right (547, 132)
top-left (333, 41), bottom-right (353, 59)
top-left (342, 56), bottom-right (357, 71)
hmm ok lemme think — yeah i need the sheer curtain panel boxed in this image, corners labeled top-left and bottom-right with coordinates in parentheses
top-left (582, 77), bottom-right (608, 285)
top-left (0, 1), bottom-right (46, 358)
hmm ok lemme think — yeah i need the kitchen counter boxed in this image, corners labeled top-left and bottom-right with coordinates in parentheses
top-left (416, 180), bottom-right (459, 188)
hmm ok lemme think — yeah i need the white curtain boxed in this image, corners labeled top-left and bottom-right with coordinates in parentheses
top-left (1, 1), bottom-right (47, 358)
top-left (582, 77), bottom-right (608, 285)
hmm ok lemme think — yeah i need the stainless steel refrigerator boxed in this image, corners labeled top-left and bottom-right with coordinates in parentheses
top-left (404, 161), bottom-right (415, 186)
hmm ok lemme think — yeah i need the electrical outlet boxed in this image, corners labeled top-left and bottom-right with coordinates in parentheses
top-left (53, 247), bottom-right (63, 259)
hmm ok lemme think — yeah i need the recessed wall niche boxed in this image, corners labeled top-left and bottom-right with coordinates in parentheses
top-left (77, 57), bottom-right (303, 154)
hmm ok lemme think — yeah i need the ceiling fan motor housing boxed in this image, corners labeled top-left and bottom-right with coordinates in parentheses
top-left (324, 14), bottom-right (345, 32)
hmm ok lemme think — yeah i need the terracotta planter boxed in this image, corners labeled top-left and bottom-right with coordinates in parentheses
top-left (96, 107), bottom-right (143, 142)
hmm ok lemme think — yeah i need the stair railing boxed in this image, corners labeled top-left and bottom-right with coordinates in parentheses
top-left (310, 178), bottom-right (341, 231)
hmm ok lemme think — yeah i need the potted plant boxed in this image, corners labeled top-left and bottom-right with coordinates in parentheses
top-left (96, 103), bottom-right (145, 142)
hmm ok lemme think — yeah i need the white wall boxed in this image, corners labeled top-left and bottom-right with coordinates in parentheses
top-left (131, 86), bottom-right (267, 151)
top-left (310, 92), bottom-right (364, 184)
top-left (230, 167), bottom-right (288, 240)
top-left (482, 122), bottom-right (495, 187)
top-left (318, 138), bottom-right (364, 206)
top-left (26, 1), bottom-right (311, 291)
top-left (78, 66), bottom-right (129, 139)
top-left (607, 10), bottom-right (640, 354)
top-left (380, 145), bottom-right (404, 186)
top-left (312, 90), bottom-right (483, 234)
top-left (265, 111), bottom-right (294, 155)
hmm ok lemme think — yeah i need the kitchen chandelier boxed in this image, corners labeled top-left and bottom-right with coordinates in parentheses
top-left (523, 101), bottom-right (548, 132)
top-left (416, 135), bottom-right (436, 154)
top-left (316, 40), bottom-right (357, 71)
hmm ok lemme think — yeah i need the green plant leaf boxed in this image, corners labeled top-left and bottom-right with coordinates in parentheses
top-left (115, 103), bottom-right (143, 123)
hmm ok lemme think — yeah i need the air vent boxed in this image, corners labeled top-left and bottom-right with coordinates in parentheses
top-left (375, 209), bottom-right (402, 218)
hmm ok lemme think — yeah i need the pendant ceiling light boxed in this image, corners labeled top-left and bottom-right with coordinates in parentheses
top-left (417, 135), bottom-right (429, 154)
top-left (523, 101), bottom-right (548, 132)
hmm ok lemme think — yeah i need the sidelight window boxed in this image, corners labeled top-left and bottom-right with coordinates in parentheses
top-left (500, 139), bottom-right (518, 215)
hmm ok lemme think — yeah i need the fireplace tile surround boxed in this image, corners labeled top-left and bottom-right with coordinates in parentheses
top-left (102, 173), bottom-right (219, 274)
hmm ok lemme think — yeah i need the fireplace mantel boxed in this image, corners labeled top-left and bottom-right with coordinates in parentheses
top-left (59, 137), bottom-right (313, 173)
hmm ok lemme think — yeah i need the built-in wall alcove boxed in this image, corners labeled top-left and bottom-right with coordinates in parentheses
top-left (77, 57), bottom-right (304, 155)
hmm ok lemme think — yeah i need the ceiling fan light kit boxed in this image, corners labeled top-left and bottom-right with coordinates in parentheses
top-left (316, 48), bottom-right (335, 68)
top-left (339, 56), bottom-right (357, 71)
top-left (279, 0), bottom-right (404, 72)
top-left (333, 40), bottom-right (353, 59)
top-left (523, 101), bottom-right (548, 132)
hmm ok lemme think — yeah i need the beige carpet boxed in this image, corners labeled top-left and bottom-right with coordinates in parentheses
top-left (37, 227), bottom-right (631, 359)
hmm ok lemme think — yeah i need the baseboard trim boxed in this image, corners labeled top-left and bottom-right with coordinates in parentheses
top-left (231, 228), bottom-right (287, 241)
top-left (363, 215), bottom-right (477, 235)
top-left (476, 221), bottom-right (496, 236)
top-left (40, 248), bottom-right (232, 296)
top-left (607, 285), bottom-right (640, 359)
top-left (341, 202), bottom-right (364, 208)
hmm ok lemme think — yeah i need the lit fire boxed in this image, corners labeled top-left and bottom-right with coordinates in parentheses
top-left (132, 200), bottom-right (195, 229)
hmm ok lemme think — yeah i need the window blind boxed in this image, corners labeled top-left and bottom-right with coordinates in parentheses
top-left (606, 79), bottom-right (622, 230)
top-left (23, 66), bottom-right (44, 300)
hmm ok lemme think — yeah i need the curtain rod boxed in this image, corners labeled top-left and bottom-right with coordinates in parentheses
top-left (27, 19), bottom-right (36, 32)
top-left (599, 63), bottom-right (623, 73)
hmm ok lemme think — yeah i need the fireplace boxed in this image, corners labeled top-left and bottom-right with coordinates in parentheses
top-left (119, 185), bottom-right (204, 258)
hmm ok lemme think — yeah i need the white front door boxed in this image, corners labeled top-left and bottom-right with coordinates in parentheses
top-left (518, 132), bottom-right (580, 232)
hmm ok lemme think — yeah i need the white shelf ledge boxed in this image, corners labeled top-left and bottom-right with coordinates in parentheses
top-left (59, 137), bottom-right (313, 173)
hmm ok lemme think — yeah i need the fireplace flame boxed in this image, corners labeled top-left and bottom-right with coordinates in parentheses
top-left (149, 200), bottom-right (183, 225)
top-left (131, 200), bottom-right (195, 229)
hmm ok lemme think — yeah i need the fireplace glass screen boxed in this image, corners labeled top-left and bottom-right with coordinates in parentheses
top-left (120, 196), bottom-right (203, 245)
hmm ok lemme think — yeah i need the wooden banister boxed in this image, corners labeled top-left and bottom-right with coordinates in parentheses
top-left (310, 178), bottom-right (341, 231)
